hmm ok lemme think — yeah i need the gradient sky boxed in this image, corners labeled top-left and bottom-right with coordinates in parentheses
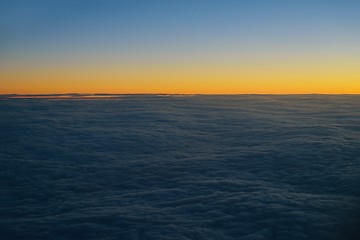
top-left (1, 0), bottom-right (360, 94)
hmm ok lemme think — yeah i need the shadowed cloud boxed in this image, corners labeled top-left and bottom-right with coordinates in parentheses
top-left (0, 95), bottom-right (359, 239)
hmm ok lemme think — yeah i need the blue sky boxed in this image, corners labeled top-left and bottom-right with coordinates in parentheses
top-left (2, 0), bottom-right (359, 58)
top-left (1, 0), bottom-right (360, 94)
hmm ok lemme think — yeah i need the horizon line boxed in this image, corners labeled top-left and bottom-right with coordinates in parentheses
top-left (1, 93), bottom-right (360, 97)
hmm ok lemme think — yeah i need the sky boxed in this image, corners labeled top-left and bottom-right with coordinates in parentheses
top-left (1, 0), bottom-right (360, 94)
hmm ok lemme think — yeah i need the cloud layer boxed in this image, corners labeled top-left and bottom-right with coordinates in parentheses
top-left (1, 95), bottom-right (359, 239)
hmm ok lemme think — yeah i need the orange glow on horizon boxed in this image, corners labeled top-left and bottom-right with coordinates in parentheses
top-left (2, 1), bottom-right (360, 95)
top-left (1, 58), bottom-right (359, 94)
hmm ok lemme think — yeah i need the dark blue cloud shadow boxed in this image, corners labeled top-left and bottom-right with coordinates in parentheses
top-left (0, 95), bottom-right (360, 239)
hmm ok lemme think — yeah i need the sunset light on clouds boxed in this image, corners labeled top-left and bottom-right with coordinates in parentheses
top-left (1, 0), bottom-right (360, 94)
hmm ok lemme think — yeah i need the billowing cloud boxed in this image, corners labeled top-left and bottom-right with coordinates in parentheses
top-left (0, 95), bottom-right (359, 239)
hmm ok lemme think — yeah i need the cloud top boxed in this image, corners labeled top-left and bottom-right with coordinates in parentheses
top-left (0, 95), bottom-right (359, 239)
